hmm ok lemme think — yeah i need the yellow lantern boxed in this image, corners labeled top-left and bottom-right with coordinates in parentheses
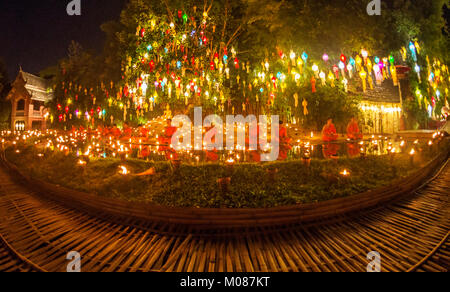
top-left (328, 71), bottom-right (335, 87)
top-left (360, 70), bottom-right (367, 92)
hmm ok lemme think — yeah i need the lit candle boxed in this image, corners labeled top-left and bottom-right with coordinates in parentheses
top-left (340, 169), bottom-right (350, 177)
top-left (119, 165), bottom-right (129, 175)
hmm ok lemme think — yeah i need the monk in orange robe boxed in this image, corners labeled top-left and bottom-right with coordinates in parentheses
top-left (158, 119), bottom-right (178, 160)
top-left (278, 121), bottom-right (292, 161)
top-left (121, 123), bottom-right (133, 140)
top-left (347, 117), bottom-right (363, 140)
top-left (112, 125), bottom-right (121, 139)
top-left (322, 118), bottom-right (338, 142)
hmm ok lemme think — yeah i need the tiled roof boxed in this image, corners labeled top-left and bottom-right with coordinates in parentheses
top-left (18, 71), bottom-right (54, 102)
top-left (21, 71), bottom-right (50, 90)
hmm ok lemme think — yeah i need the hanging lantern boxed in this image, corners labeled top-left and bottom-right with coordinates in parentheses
top-left (234, 58), bottom-right (239, 69)
top-left (389, 55), bottom-right (395, 65)
top-left (361, 49), bottom-right (369, 59)
top-left (347, 64), bottom-right (354, 79)
top-left (290, 51), bottom-right (296, 66)
top-left (409, 41), bottom-right (417, 62)
top-left (360, 70), bottom-right (367, 92)
top-left (355, 55), bottom-right (362, 70)
top-left (301, 52), bottom-right (308, 63)
top-left (342, 78), bottom-right (348, 92)
top-left (311, 77), bottom-right (316, 93)
top-left (415, 64), bottom-right (421, 82)
top-left (319, 71), bottom-right (326, 85)
top-left (328, 72), bottom-right (335, 87)
top-left (339, 61), bottom-right (346, 78)
top-left (332, 65), bottom-right (339, 79)
top-left (312, 64), bottom-right (319, 78)
top-left (340, 54), bottom-right (347, 63)
top-left (322, 54), bottom-right (329, 62)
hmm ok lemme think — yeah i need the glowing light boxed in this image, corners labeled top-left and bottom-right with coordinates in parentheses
top-left (415, 64), bottom-right (420, 73)
top-left (340, 170), bottom-right (350, 176)
top-left (290, 51), bottom-right (296, 60)
top-left (119, 166), bottom-right (129, 175)
top-left (361, 49), bottom-right (368, 58)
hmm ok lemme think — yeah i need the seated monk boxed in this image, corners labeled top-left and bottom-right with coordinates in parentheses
top-left (278, 121), bottom-right (292, 161)
top-left (121, 123), bottom-right (133, 140)
top-left (139, 126), bottom-right (150, 139)
top-left (204, 124), bottom-right (219, 162)
top-left (322, 118), bottom-right (338, 142)
top-left (112, 125), bottom-right (121, 139)
top-left (347, 117), bottom-right (363, 140)
top-left (158, 119), bottom-right (178, 159)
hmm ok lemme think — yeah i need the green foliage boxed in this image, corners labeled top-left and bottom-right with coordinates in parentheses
top-left (6, 144), bottom-right (437, 209)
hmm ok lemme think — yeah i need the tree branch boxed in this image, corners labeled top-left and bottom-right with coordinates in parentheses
top-left (226, 25), bottom-right (242, 48)
top-left (163, 0), bottom-right (174, 23)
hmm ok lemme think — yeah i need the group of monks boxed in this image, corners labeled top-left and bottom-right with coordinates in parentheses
top-left (322, 117), bottom-right (363, 142)
top-left (71, 123), bottom-right (139, 141)
top-left (155, 119), bottom-right (293, 162)
top-left (69, 116), bottom-right (364, 161)
top-left (156, 117), bottom-right (363, 162)
top-left (321, 117), bottom-right (364, 158)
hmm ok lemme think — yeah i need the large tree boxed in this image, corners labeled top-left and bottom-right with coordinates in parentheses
top-left (44, 0), bottom-right (448, 130)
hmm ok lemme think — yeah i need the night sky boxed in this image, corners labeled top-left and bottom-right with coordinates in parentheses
top-left (0, 1), bottom-right (448, 82)
top-left (0, 0), bottom-right (126, 80)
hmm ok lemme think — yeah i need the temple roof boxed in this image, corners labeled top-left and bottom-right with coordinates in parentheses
top-left (350, 80), bottom-right (401, 104)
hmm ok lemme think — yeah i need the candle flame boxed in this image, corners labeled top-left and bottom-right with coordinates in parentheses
top-left (119, 165), bottom-right (129, 175)
top-left (340, 170), bottom-right (350, 176)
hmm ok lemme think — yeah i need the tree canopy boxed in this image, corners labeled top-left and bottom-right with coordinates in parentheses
top-left (43, 0), bottom-right (449, 130)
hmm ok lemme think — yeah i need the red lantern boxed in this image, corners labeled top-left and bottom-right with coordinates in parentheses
top-left (340, 54), bottom-right (347, 63)
top-left (272, 76), bottom-right (277, 88)
top-left (210, 61), bottom-right (215, 71)
top-left (149, 60), bottom-right (155, 72)
top-left (311, 77), bottom-right (317, 93)
top-left (332, 65), bottom-right (339, 79)
top-left (57, 104), bottom-right (62, 111)
top-left (234, 58), bottom-right (239, 69)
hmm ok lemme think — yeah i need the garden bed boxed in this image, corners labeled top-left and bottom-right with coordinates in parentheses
top-left (4, 142), bottom-right (444, 209)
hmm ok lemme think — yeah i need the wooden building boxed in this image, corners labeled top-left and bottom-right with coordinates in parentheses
top-left (6, 69), bottom-right (54, 131)
top-left (350, 67), bottom-right (410, 135)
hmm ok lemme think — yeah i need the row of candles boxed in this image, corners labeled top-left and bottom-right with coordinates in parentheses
top-left (1, 129), bottom-right (446, 178)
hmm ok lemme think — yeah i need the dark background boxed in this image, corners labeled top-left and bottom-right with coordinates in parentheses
top-left (0, 0), bottom-right (448, 81)
top-left (0, 0), bottom-right (125, 80)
